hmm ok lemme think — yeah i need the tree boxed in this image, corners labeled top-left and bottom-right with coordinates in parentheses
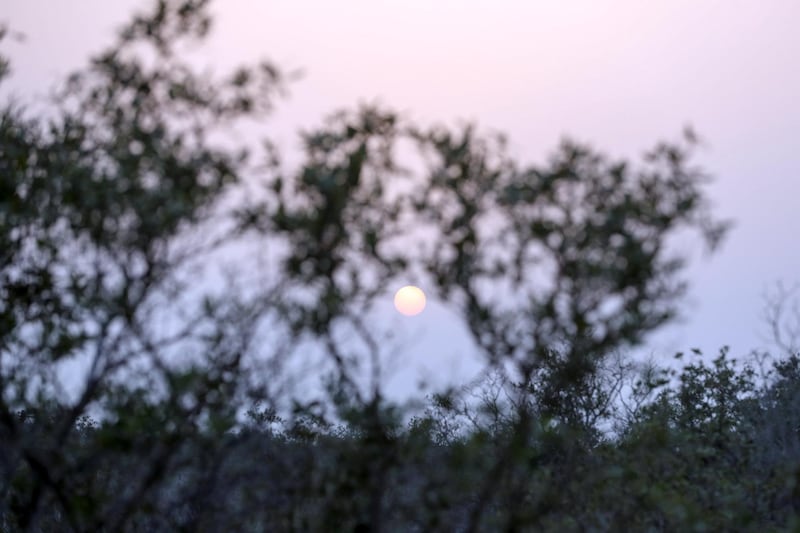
top-left (1, 2), bottom-right (288, 529)
top-left (1, 1), bottom-right (734, 531)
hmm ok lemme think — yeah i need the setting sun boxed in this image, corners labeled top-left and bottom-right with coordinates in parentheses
top-left (393, 285), bottom-right (426, 316)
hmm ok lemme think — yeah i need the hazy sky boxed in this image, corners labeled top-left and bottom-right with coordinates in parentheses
top-left (4, 1), bottom-right (800, 394)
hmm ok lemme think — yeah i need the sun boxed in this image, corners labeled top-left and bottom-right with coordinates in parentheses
top-left (394, 285), bottom-right (426, 316)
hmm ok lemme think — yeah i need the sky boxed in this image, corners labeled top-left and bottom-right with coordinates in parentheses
top-left (4, 1), bottom-right (800, 396)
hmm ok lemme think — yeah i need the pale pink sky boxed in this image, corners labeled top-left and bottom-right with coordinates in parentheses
top-left (5, 1), bottom-right (800, 392)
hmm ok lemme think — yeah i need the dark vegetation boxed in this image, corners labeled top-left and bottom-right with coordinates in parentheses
top-left (2, 1), bottom-right (798, 531)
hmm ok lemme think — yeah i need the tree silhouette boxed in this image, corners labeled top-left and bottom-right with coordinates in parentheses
top-left (11, 1), bottom-right (800, 532)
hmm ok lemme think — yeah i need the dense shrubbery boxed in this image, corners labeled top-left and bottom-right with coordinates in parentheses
top-left (6, 351), bottom-right (800, 531)
top-left (2, 1), bottom-right (797, 531)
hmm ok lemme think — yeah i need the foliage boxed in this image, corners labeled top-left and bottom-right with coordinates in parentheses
top-left (5, 1), bottom-right (798, 532)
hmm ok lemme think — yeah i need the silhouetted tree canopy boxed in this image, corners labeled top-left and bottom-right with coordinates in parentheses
top-left (3, 2), bottom-right (799, 532)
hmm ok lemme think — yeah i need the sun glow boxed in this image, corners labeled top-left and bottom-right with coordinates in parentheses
top-left (393, 285), bottom-right (426, 316)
